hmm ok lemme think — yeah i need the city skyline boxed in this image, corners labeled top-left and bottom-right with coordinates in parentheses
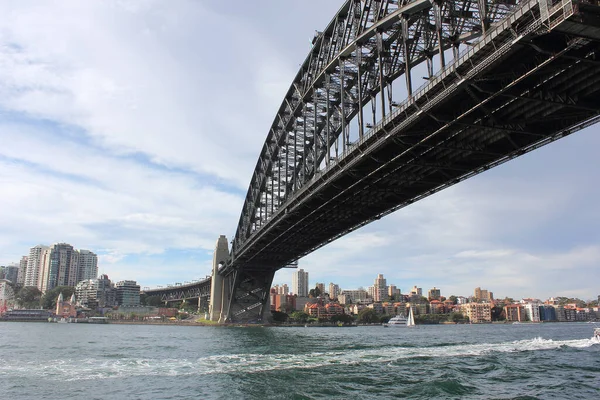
top-left (1, 1), bottom-right (599, 300)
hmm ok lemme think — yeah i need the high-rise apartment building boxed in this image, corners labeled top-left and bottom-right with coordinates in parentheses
top-left (328, 283), bottom-right (340, 299)
top-left (41, 243), bottom-right (79, 292)
top-left (3, 264), bottom-right (19, 285)
top-left (78, 250), bottom-right (98, 282)
top-left (292, 269), bottom-right (309, 297)
top-left (24, 245), bottom-right (49, 289)
top-left (272, 284), bottom-right (289, 295)
top-left (17, 256), bottom-right (28, 286)
top-left (388, 285), bottom-right (401, 299)
top-left (373, 274), bottom-right (388, 302)
top-left (316, 282), bottom-right (325, 296)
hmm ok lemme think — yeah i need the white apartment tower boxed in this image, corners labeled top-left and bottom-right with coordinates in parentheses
top-left (373, 274), bottom-right (388, 302)
top-left (292, 268), bottom-right (309, 297)
top-left (78, 250), bottom-right (98, 282)
top-left (24, 245), bottom-right (49, 289)
top-left (328, 283), bottom-right (340, 300)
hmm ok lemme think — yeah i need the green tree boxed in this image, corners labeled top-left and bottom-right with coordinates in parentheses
top-left (330, 314), bottom-right (354, 324)
top-left (145, 295), bottom-right (164, 307)
top-left (16, 286), bottom-right (43, 309)
top-left (448, 295), bottom-right (458, 305)
top-left (449, 311), bottom-right (467, 323)
top-left (271, 310), bottom-right (288, 323)
top-left (41, 286), bottom-right (75, 310)
top-left (357, 308), bottom-right (380, 324)
top-left (290, 311), bottom-right (310, 323)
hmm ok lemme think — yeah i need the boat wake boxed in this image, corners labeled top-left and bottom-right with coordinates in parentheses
top-left (2, 336), bottom-right (597, 381)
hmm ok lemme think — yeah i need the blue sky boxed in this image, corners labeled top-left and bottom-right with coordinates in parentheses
top-left (1, 1), bottom-right (598, 300)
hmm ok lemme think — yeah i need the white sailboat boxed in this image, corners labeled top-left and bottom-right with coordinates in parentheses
top-left (406, 307), bottom-right (415, 327)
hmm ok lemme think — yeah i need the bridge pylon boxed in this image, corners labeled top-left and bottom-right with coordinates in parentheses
top-left (208, 235), bottom-right (229, 322)
top-left (208, 236), bottom-right (275, 323)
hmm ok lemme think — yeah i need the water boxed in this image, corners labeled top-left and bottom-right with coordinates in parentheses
top-left (1, 322), bottom-right (599, 399)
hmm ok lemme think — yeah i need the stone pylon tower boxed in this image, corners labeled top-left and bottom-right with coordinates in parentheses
top-left (208, 235), bottom-right (229, 322)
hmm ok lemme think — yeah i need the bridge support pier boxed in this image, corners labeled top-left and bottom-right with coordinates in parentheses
top-left (223, 268), bottom-right (274, 323)
top-left (208, 235), bottom-right (229, 322)
top-left (208, 235), bottom-right (275, 323)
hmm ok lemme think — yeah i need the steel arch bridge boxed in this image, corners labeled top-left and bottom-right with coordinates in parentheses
top-left (148, 0), bottom-right (600, 322)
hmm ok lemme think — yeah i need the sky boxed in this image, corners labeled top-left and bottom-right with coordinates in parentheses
top-left (1, 1), bottom-right (598, 301)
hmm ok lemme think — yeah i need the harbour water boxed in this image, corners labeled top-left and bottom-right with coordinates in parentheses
top-left (1, 322), bottom-right (599, 399)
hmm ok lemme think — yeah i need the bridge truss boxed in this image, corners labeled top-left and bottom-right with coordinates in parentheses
top-left (230, 0), bottom-right (600, 273)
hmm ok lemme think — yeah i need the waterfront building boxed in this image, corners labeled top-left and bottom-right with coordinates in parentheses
top-left (115, 280), bottom-right (141, 307)
top-left (17, 256), bottom-right (28, 286)
top-left (24, 245), bottom-right (49, 289)
top-left (539, 305), bottom-right (557, 321)
top-left (428, 287), bottom-right (441, 301)
top-left (461, 303), bottom-right (492, 323)
top-left (0, 309), bottom-right (53, 321)
top-left (292, 269), bottom-right (309, 297)
top-left (56, 292), bottom-right (77, 318)
top-left (504, 304), bottom-right (526, 322)
top-left (78, 250), bottom-right (98, 282)
top-left (328, 283), bottom-right (340, 300)
top-left (523, 302), bottom-right (541, 322)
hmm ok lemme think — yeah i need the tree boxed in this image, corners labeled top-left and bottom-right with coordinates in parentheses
top-left (449, 311), bottom-right (467, 323)
top-left (16, 286), bottom-right (43, 309)
top-left (357, 308), bottom-right (380, 324)
top-left (144, 295), bottom-right (164, 307)
top-left (271, 310), bottom-right (288, 323)
top-left (290, 311), bottom-right (310, 323)
top-left (41, 286), bottom-right (75, 310)
top-left (278, 303), bottom-right (295, 314)
top-left (448, 295), bottom-right (458, 305)
top-left (330, 313), bottom-right (354, 324)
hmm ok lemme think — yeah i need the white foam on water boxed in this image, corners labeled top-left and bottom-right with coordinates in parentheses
top-left (2, 336), bottom-right (597, 381)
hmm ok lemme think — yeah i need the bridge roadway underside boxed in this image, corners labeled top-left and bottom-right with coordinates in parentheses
top-left (143, 280), bottom-right (211, 310)
top-left (233, 2), bottom-right (600, 274)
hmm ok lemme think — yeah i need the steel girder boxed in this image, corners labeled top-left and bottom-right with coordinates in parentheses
top-left (231, 0), bottom-right (521, 267)
top-left (143, 279), bottom-right (212, 305)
